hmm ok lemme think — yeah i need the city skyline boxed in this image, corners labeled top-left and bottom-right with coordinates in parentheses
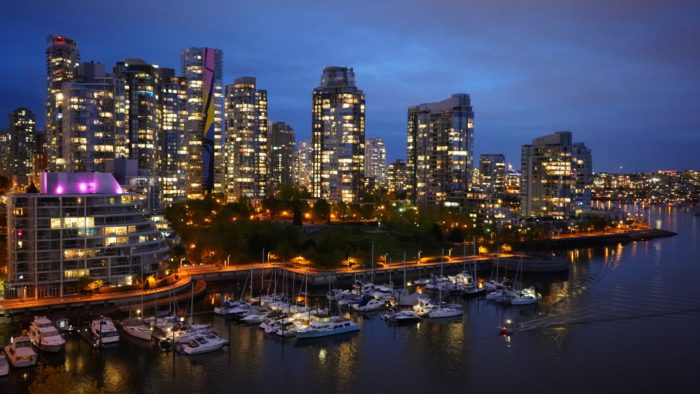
top-left (1, 0), bottom-right (699, 172)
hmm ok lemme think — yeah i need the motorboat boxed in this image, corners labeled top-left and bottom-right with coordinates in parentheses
top-left (121, 318), bottom-right (153, 341)
top-left (412, 297), bottom-right (438, 317)
top-left (429, 305), bottom-right (463, 319)
top-left (0, 352), bottom-right (8, 376)
top-left (214, 299), bottom-right (240, 315)
top-left (510, 287), bottom-right (542, 306)
top-left (351, 296), bottom-right (386, 312)
top-left (28, 316), bottom-right (66, 352)
top-left (177, 332), bottom-right (228, 355)
top-left (296, 317), bottom-right (360, 339)
top-left (382, 309), bottom-right (421, 325)
top-left (241, 309), bottom-right (269, 325)
top-left (3, 335), bottom-right (38, 368)
top-left (486, 289), bottom-right (515, 303)
top-left (91, 316), bottom-right (120, 345)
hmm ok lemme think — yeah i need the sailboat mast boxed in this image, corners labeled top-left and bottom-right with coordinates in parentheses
top-left (371, 241), bottom-right (375, 284)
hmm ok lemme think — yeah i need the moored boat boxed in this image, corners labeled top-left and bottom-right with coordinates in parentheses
top-left (0, 352), bottom-right (8, 376)
top-left (295, 317), bottom-right (360, 339)
top-left (91, 316), bottom-right (120, 346)
top-left (28, 316), bottom-right (66, 352)
top-left (177, 332), bottom-right (228, 355)
top-left (3, 335), bottom-right (38, 368)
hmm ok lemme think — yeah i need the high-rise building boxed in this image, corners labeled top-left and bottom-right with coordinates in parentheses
top-left (114, 59), bottom-right (161, 177)
top-left (268, 121), bottom-right (296, 193)
top-left (312, 66), bottom-right (365, 203)
top-left (479, 154), bottom-right (506, 194)
top-left (4, 172), bottom-right (169, 299)
top-left (387, 159), bottom-right (408, 197)
top-left (407, 93), bottom-right (475, 206)
top-left (224, 77), bottom-right (268, 200)
top-left (61, 62), bottom-right (122, 172)
top-left (296, 139), bottom-right (313, 191)
top-left (8, 108), bottom-right (37, 181)
top-left (0, 129), bottom-right (10, 177)
top-left (157, 68), bottom-right (189, 205)
top-left (181, 48), bottom-right (224, 198)
top-left (520, 131), bottom-right (592, 219)
top-left (365, 137), bottom-right (387, 190)
top-left (45, 35), bottom-right (80, 171)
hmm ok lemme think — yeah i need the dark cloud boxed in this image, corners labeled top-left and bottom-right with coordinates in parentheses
top-left (1, 0), bottom-right (698, 171)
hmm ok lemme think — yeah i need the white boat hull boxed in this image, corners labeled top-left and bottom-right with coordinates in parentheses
top-left (296, 325), bottom-right (359, 339)
top-left (123, 325), bottom-right (152, 341)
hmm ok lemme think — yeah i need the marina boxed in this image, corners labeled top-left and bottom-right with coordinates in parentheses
top-left (0, 207), bottom-right (698, 393)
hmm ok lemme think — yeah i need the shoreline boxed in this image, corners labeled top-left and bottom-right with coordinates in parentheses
top-left (515, 228), bottom-right (676, 250)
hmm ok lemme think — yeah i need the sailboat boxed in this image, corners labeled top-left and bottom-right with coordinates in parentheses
top-left (509, 257), bottom-right (542, 306)
top-left (428, 287), bottom-right (463, 318)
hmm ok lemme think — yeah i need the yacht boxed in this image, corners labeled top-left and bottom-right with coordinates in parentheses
top-left (28, 316), bottom-right (66, 352)
top-left (91, 316), bottom-right (120, 345)
top-left (510, 287), bottom-right (542, 306)
top-left (296, 317), bottom-right (360, 339)
top-left (429, 305), bottom-right (463, 319)
top-left (0, 352), bottom-right (8, 376)
top-left (351, 296), bottom-right (387, 312)
top-left (3, 335), bottom-right (38, 368)
top-left (121, 318), bottom-right (153, 341)
top-left (486, 289), bottom-right (516, 303)
top-left (412, 297), bottom-right (438, 317)
top-left (214, 299), bottom-right (240, 316)
top-left (382, 309), bottom-right (421, 325)
top-left (177, 332), bottom-right (228, 355)
top-left (241, 309), bottom-right (269, 325)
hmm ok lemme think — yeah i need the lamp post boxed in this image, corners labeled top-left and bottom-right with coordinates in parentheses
top-left (417, 250), bottom-right (422, 265)
top-left (226, 254), bottom-right (231, 267)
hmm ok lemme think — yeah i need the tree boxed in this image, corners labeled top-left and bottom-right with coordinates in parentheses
top-left (292, 200), bottom-right (303, 226)
top-left (312, 199), bottom-right (331, 224)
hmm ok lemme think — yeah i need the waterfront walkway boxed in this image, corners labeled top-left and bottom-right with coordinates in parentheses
top-left (0, 274), bottom-right (200, 316)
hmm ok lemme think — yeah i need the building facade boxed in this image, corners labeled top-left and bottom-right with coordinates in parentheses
top-left (365, 137), bottom-right (387, 191)
top-left (520, 131), bottom-right (592, 219)
top-left (479, 154), bottom-right (506, 195)
top-left (312, 67), bottom-right (365, 203)
top-left (61, 62), bottom-right (122, 172)
top-left (407, 93), bottom-right (475, 206)
top-left (181, 48), bottom-right (224, 198)
top-left (157, 68), bottom-right (189, 206)
top-left (224, 77), bottom-right (268, 200)
top-left (387, 159), bottom-right (408, 197)
top-left (296, 139), bottom-right (313, 191)
top-left (45, 35), bottom-right (80, 172)
top-left (268, 121), bottom-right (296, 193)
top-left (8, 108), bottom-right (37, 182)
top-left (114, 59), bottom-right (161, 177)
top-left (4, 172), bottom-right (169, 299)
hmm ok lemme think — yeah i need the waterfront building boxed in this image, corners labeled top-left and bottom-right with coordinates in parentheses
top-left (181, 47), bottom-right (224, 198)
top-left (45, 35), bottom-right (80, 171)
top-left (407, 93), bottom-right (475, 206)
top-left (312, 66), bottom-right (365, 203)
top-left (157, 68), bottom-right (189, 206)
top-left (224, 77), bottom-right (268, 200)
top-left (296, 139), bottom-right (313, 191)
top-left (365, 137), bottom-right (387, 190)
top-left (520, 131), bottom-right (592, 219)
top-left (61, 62), bottom-right (123, 172)
top-left (479, 154), bottom-right (506, 195)
top-left (8, 108), bottom-right (37, 182)
top-left (268, 121), bottom-right (296, 193)
top-left (387, 159), bottom-right (408, 197)
top-left (4, 172), bottom-right (169, 299)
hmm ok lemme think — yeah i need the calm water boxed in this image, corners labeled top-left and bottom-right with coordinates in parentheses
top-left (2, 206), bottom-right (699, 393)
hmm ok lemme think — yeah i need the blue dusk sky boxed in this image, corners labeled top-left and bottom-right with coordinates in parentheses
top-left (1, 0), bottom-right (698, 172)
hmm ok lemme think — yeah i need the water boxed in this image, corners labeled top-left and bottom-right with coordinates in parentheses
top-left (2, 206), bottom-right (699, 393)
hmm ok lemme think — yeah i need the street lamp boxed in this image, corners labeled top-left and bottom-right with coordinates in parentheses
top-left (417, 250), bottom-right (422, 264)
top-left (226, 255), bottom-right (231, 267)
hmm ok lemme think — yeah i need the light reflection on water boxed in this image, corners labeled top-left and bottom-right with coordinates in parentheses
top-left (1, 206), bottom-right (699, 393)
